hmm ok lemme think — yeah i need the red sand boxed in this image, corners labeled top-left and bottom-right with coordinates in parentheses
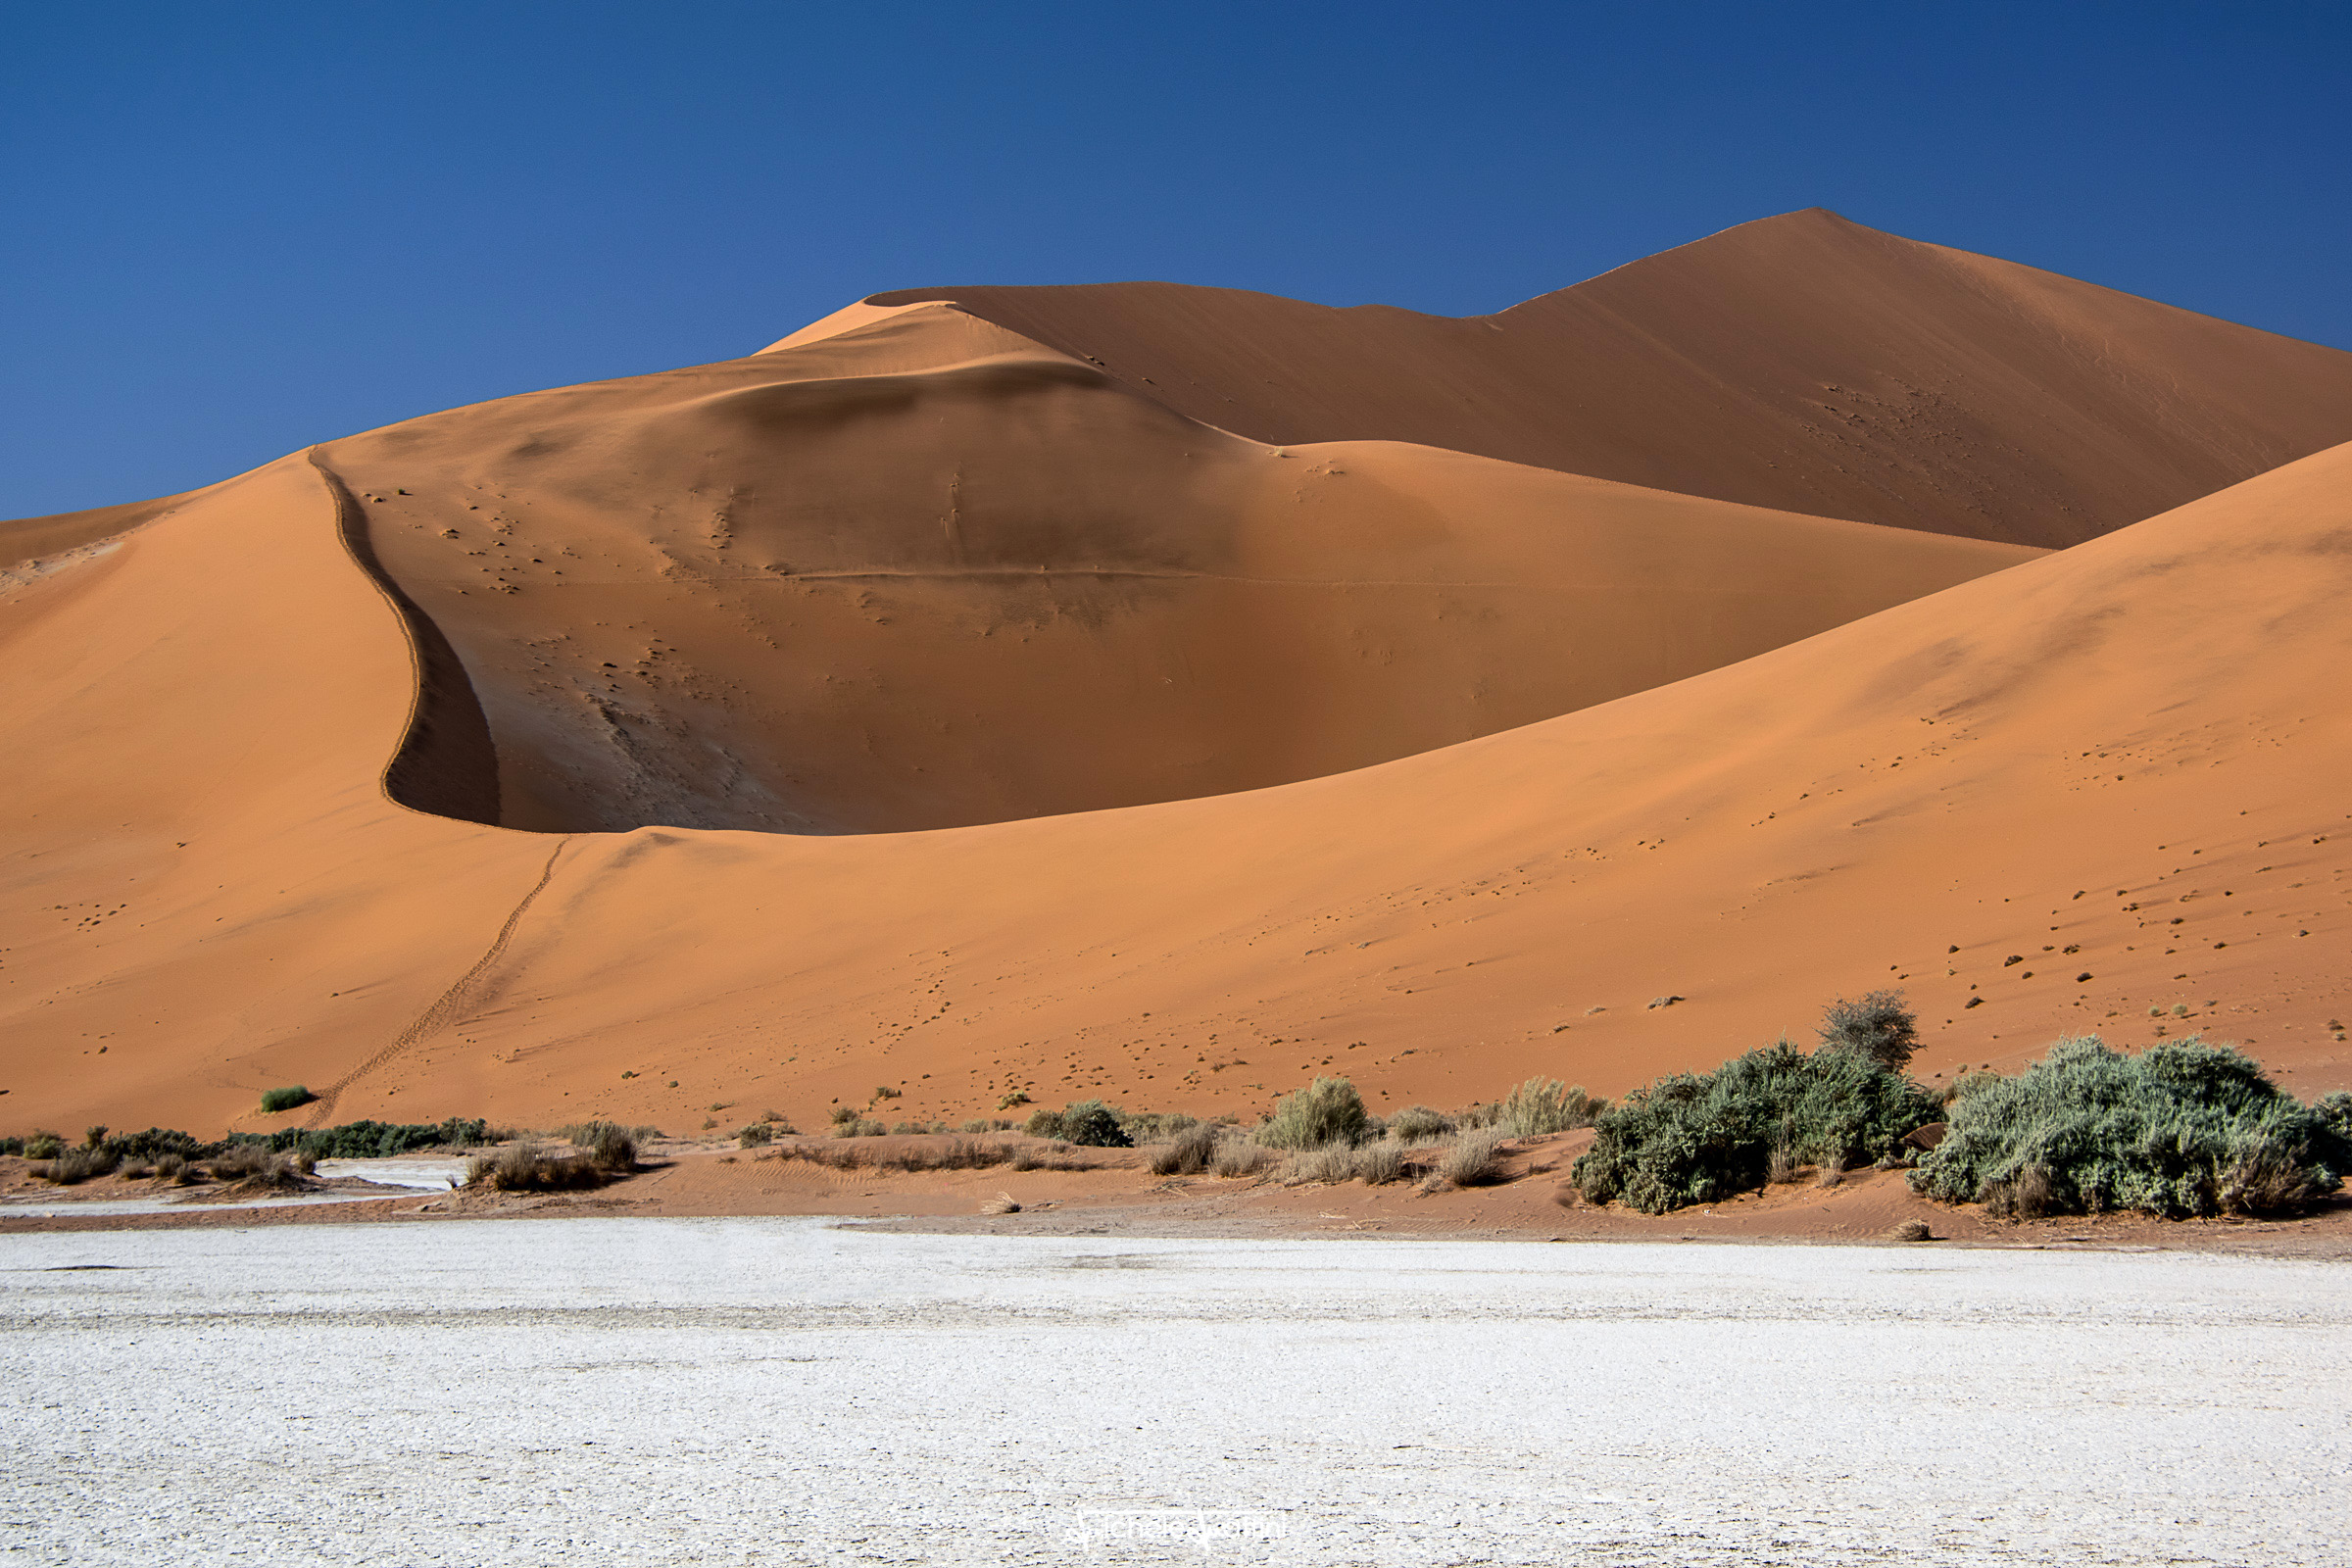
top-left (4, 212), bottom-right (2351, 1156)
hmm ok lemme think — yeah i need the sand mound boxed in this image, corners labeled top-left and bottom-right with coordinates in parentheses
top-left (303, 300), bottom-right (2031, 833)
top-left (836, 210), bottom-right (2352, 548)
top-left (5, 217), bottom-right (2351, 1140)
top-left (4, 427), bottom-right (2347, 1137)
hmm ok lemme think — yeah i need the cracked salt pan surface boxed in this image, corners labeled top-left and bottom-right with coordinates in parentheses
top-left (2, 1218), bottom-right (2346, 1566)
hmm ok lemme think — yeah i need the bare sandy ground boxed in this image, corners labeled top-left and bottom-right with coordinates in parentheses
top-left (4, 1215), bottom-right (2346, 1565)
top-left (9, 1145), bottom-right (2349, 1261)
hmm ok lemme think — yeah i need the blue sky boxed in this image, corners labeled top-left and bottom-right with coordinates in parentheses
top-left (6, 1), bottom-right (2347, 516)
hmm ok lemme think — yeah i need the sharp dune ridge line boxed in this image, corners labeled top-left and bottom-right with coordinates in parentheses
top-left (3, 209), bottom-right (2350, 1139)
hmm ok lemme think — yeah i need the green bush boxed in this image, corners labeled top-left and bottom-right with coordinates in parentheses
top-left (1022, 1106), bottom-right (1066, 1140)
top-left (24, 1131), bottom-right (64, 1160)
top-left (1257, 1076), bottom-right (1370, 1150)
top-left (260, 1086), bottom-right (315, 1114)
top-left (1574, 1041), bottom-right (1939, 1213)
top-left (737, 1123), bottom-right (773, 1148)
top-left (1056, 1101), bottom-right (1131, 1148)
top-left (1910, 1037), bottom-right (2350, 1219)
top-left (1495, 1078), bottom-right (1606, 1136)
top-left (236, 1117), bottom-right (491, 1159)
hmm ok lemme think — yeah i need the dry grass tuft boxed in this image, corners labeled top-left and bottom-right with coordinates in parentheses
top-left (1148, 1120), bottom-right (1219, 1176)
top-left (1211, 1140), bottom-right (1274, 1179)
top-left (1888, 1219), bottom-right (1934, 1243)
top-left (466, 1142), bottom-right (609, 1193)
top-left (1440, 1129), bottom-right (1508, 1187)
top-left (980, 1193), bottom-right (1021, 1215)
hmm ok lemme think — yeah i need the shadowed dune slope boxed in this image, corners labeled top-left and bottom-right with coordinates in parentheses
top-left (829, 210), bottom-right (2352, 549)
top-left (3, 432), bottom-right (2348, 1138)
top-left (315, 303), bottom-right (2034, 834)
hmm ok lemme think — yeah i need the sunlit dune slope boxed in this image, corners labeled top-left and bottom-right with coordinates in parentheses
top-left (832, 210), bottom-right (2352, 548)
top-left (3, 435), bottom-right (2347, 1138)
top-left (313, 303), bottom-right (2033, 833)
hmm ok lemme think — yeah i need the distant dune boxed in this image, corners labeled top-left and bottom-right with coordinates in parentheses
top-left (3, 212), bottom-right (2348, 1139)
top-left (841, 210), bottom-right (2352, 548)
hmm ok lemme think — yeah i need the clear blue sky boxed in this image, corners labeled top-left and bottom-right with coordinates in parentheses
top-left (6, 1), bottom-right (2346, 517)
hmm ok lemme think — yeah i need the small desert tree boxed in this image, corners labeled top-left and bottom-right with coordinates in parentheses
top-left (1817, 990), bottom-right (1919, 1072)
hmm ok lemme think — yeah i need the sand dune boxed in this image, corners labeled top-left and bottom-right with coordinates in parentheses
top-left (4, 217), bottom-right (2349, 1141)
top-left (315, 301), bottom-right (2033, 833)
top-left (2, 430), bottom-right (2346, 1137)
top-left (834, 210), bottom-right (2352, 548)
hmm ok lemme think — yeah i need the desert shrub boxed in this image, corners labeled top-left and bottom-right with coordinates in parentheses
top-left (998, 1090), bottom-right (1030, 1110)
top-left (1211, 1139), bottom-right (1273, 1178)
top-left (561, 1122), bottom-right (638, 1173)
top-left (1496, 1078), bottom-right (1606, 1136)
top-left (207, 1144), bottom-right (276, 1179)
top-left (1118, 1110), bottom-right (1199, 1144)
top-left (1354, 1138), bottom-right (1405, 1186)
top-left (871, 1086), bottom-right (901, 1102)
top-left (1574, 1039), bottom-right (1939, 1214)
top-left (1767, 1145), bottom-right (1798, 1185)
top-left (1386, 1105), bottom-right (1454, 1143)
top-left (37, 1146), bottom-right (121, 1185)
top-left (1288, 1145), bottom-right (1358, 1185)
top-left (234, 1117), bottom-right (491, 1159)
top-left (874, 1139), bottom-right (1010, 1172)
top-left (832, 1117), bottom-right (885, 1138)
top-left (1817, 990), bottom-right (1920, 1071)
top-left (1008, 1145), bottom-right (1044, 1171)
top-left (25, 1131), bottom-right (65, 1160)
top-left (1148, 1121), bottom-right (1219, 1176)
top-left (1888, 1219), bottom-right (1933, 1243)
top-left (889, 1120), bottom-right (918, 1135)
top-left (1022, 1107), bottom-right (1067, 1140)
top-left (1441, 1129), bottom-right (1507, 1187)
top-left (829, 1104), bottom-right (860, 1127)
top-left (2316, 1091), bottom-right (2352, 1150)
top-left (1257, 1076), bottom-right (1370, 1150)
top-left (737, 1123), bottom-right (773, 1148)
top-left (259, 1086), bottom-right (315, 1113)
top-left (1911, 1036), bottom-right (2351, 1219)
top-left (466, 1142), bottom-right (608, 1192)
top-left (1051, 1101), bottom-right (1132, 1148)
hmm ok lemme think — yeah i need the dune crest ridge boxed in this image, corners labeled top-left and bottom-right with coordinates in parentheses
top-left (837, 209), bottom-right (2352, 547)
top-left (307, 298), bottom-right (2034, 834)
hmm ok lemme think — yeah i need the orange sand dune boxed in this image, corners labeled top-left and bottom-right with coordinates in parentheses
top-left (312, 302), bottom-right (2032, 833)
top-left (3, 422), bottom-right (2347, 1139)
top-left (831, 210), bottom-right (2352, 548)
